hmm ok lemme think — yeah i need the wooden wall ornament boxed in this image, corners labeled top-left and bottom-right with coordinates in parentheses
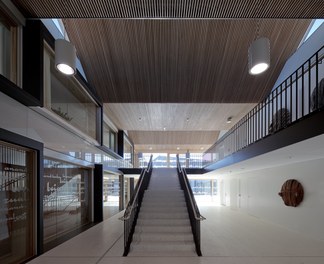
top-left (278, 179), bottom-right (304, 207)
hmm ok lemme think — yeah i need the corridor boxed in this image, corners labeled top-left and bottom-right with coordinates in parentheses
top-left (28, 205), bottom-right (324, 264)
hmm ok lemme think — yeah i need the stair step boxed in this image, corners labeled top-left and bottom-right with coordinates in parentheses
top-left (132, 232), bottom-right (193, 242)
top-left (138, 212), bottom-right (188, 219)
top-left (130, 241), bottom-right (196, 253)
top-left (142, 197), bottom-right (186, 203)
top-left (140, 206), bottom-right (187, 213)
top-left (144, 190), bottom-right (184, 197)
top-left (137, 218), bottom-right (190, 226)
top-left (135, 225), bottom-right (191, 233)
top-left (141, 201), bottom-right (187, 207)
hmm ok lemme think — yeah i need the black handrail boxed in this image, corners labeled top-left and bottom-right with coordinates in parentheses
top-left (176, 155), bottom-right (205, 256)
top-left (203, 45), bottom-right (324, 166)
top-left (119, 155), bottom-right (153, 256)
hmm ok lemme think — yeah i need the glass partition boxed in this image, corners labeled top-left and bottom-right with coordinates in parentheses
top-left (44, 44), bottom-right (98, 140)
top-left (0, 10), bottom-right (18, 84)
top-left (0, 141), bottom-right (35, 264)
top-left (103, 122), bottom-right (117, 152)
top-left (103, 173), bottom-right (121, 219)
top-left (123, 137), bottom-right (133, 164)
top-left (43, 158), bottom-right (91, 246)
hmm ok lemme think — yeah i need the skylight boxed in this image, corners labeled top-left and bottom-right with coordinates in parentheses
top-left (303, 19), bottom-right (324, 43)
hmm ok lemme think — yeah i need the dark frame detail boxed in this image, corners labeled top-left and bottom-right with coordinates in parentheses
top-left (93, 164), bottom-right (103, 223)
top-left (23, 20), bottom-right (44, 106)
top-left (117, 130), bottom-right (134, 165)
top-left (0, 128), bottom-right (44, 256)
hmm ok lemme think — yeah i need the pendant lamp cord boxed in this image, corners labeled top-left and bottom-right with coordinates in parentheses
top-left (254, 0), bottom-right (262, 40)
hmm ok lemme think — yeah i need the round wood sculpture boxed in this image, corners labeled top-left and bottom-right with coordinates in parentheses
top-left (278, 179), bottom-right (304, 207)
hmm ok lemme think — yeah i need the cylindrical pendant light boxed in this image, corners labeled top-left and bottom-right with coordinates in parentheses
top-left (55, 39), bottom-right (76, 75)
top-left (248, 37), bottom-right (270, 75)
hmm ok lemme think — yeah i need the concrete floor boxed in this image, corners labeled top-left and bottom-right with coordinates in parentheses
top-left (27, 205), bottom-right (324, 264)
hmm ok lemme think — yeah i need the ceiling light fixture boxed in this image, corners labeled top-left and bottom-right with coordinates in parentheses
top-left (55, 39), bottom-right (76, 75)
top-left (226, 117), bottom-right (232, 124)
top-left (248, 37), bottom-right (270, 75)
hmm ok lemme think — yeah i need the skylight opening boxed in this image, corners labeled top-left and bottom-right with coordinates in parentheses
top-left (52, 18), bottom-right (64, 36)
top-left (301, 19), bottom-right (324, 45)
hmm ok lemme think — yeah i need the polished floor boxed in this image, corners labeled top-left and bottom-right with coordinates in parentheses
top-left (28, 203), bottom-right (324, 264)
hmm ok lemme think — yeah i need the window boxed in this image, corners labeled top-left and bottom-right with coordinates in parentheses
top-left (123, 137), bottom-right (133, 164)
top-left (43, 158), bottom-right (91, 247)
top-left (0, 141), bottom-right (36, 263)
top-left (0, 10), bottom-right (19, 84)
top-left (103, 123), bottom-right (117, 152)
top-left (103, 173), bottom-right (121, 219)
top-left (44, 44), bottom-right (99, 140)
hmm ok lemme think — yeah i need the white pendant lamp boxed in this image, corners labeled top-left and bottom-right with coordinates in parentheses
top-left (248, 37), bottom-right (270, 75)
top-left (55, 39), bottom-right (76, 75)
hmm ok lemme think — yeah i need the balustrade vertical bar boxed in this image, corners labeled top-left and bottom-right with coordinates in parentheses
top-left (316, 53), bottom-right (319, 110)
top-left (289, 75), bottom-right (293, 119)
top-left (302, 65), bottom-right (305, 117)
top-left (258, 104), bottom-right (260, 140)
top-left (296, 71), bottom-right (299, 120)
top-left (309, 59), bottom-right (311, 113)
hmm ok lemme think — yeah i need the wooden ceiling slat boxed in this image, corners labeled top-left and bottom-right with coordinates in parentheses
top-left (13, 0), bottom-right (324, 18)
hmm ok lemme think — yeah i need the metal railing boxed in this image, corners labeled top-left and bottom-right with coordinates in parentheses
top-left (176, 155), bottom-right (205, 256)
top-left (119, 155), bottom-right (153, 256)
top-left (203, 45), bottom-right (324, 166)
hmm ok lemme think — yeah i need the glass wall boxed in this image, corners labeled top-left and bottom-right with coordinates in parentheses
top-left (0, 10), bottom-right (18, 84)
top-left (0, 141), bottom-right (35, 264)
top-left (103, 123), bottom-right (117, 152)
top-left (139, 152), bottom-right (203, 168)
top-left (123, 137), bottom-right (133, 164)
top-left (189, 179), bottom-right (218, 196)
top-left (44, 45), bottom-right (99, 140)
top-left (103, 173), bottom-right (120, 219)
top-left (43, 158), bottom-right (91, 246)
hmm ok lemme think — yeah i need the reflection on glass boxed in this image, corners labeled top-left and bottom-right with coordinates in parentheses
top-left (43, 159), bottom-right (91, 245)
top-left (0, 11), bottom-right (17, 84)
top-left (103, 174), bottom-right (120, 219)
top-left (0, 141), bottom-right (35, 264)
top-left (103, 123), bottom-right (117, 152)
top-left (123, 137), bottom-right (133, 164)
top-left (0, 19), bottom-right (10, 79)
top-left (44, 46), bottom-right (98, 139)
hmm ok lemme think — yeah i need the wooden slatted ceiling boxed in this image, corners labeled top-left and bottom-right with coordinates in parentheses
top-left (134, 144), bottom-right (212, 153)
top-left (104, 103), bottom-right (256, 131)
top-left (63, 19), bottom-right (309, 103)
top-left (13, 0), bottom-right (324, 18)
top-left (128, 131), bottom-right (219, 145)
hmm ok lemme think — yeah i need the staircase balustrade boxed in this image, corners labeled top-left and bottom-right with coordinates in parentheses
top-left (119, 155), bottom-right (153, 256)
top-left (203, 45), bottom-right (324, 166)
top-left (176, 155), bottom-right (205, 256)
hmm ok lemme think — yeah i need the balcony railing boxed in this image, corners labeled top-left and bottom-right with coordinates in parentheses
top-left (203, 45), bottom-right (324, 165)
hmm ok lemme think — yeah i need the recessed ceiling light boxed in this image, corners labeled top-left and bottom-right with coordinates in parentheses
top-left (139, 117), bottom-right (142, 121)
top-left (149, 147), bottom-right (152, 150)
top-left (163, 127), bottom-right (166, 131)
top-left (177, 147), bottom-right (180, 150)
top-left (186, 118), bottom-right (190, 122)
top-left (200, 147), bottom-right (204, 150)
top-left (226, 117), bottom-right (232, 124)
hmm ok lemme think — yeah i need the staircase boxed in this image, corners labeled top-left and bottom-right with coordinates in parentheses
top-left (128, 168), bottom-right (197, 256)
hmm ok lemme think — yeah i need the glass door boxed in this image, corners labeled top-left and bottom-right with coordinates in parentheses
top-left (0, 141), bottom-right (36, 264)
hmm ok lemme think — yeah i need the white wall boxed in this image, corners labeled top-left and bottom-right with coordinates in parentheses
top-left (221, 158), bottom-right (324, 242)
